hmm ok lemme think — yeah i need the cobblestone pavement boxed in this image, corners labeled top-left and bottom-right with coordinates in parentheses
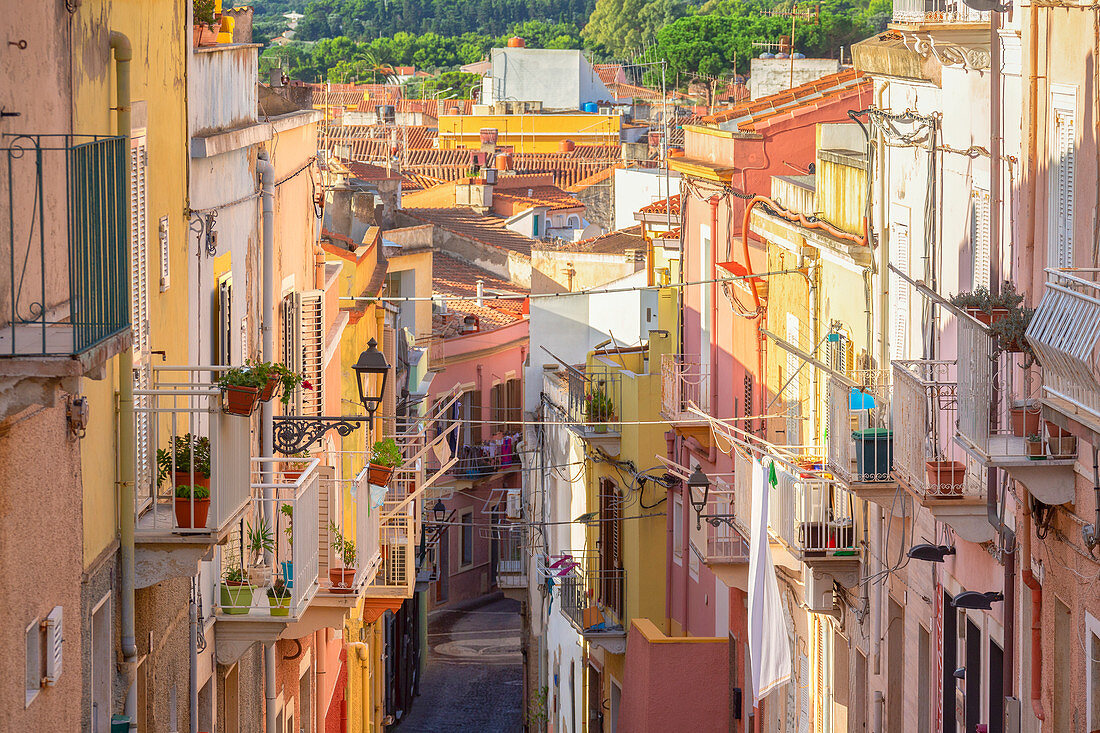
top-left (396, 596), bottom-right (523, 732)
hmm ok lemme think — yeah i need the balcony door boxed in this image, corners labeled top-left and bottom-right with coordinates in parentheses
top-left (598, 479), bottom-right (623, 620)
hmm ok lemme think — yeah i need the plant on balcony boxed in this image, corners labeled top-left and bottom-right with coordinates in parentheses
top-left (281, 450), bottom-right (311, 480)
top-left (173, 484), bottom-right (210, 529)
top-left (192, 0), bottom-right (218, 46)
top-left (585, 383), bottom-right (615, 433)
top-left (949, 281), bottom-right (1025, 325)
top-left (220, 566), bottom-right (254, 615)
top-left (1026, 433), bottom-right (1044, 460)
top-left (246, 517), bottom-right (274, 562)
top-left (251, 361), bottom-right (312, 406)
top-left (217, 365), bottom-right (267, 416)
top-left (924, 459), bottom-right (966, 498)
top-left (328, 521), bottom-right (357, 594)
top-left (369, 438), bottom-right (403, 486)
top-left (989, 306), bottom-right (1036, 362)
top-left (279, 502), bottom-right (295, 588)
top-left (266, 578), bottom-right (291, 617)
top-left (157, 433), bottom-right (211, 488)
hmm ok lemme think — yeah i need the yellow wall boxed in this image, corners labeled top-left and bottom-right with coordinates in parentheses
top-left (73, 0), bottom-right (191, 566)
top-left (386, 249), bottom-right (433, 338)
top-left (437, 114), bottom-right (620, 154)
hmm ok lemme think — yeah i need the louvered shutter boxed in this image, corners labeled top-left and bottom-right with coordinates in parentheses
top-left (889, 214), bottom-right (911, 361)
top-left (490, 383), bottom-right (503, 434)
top-left (282, 293), bottom-right (303, 415)
top-left (381, 325), bottom-right (395, 438)
top-left (158, 216), bottom-right (170, 292)
top-left (785, 313), bottom-right (801, 444)
top-left (43, 606), bottom-right (63, 686)
top-left (469, 389), bottom-right (482, 443)
top-left (1051, 106), bottom-right (1076, 268)
top-left (798, 652), bottom-right (810, 733)
top-left (315, 464), bottom-right (335, 580)
top-left (217, 277), bottom-right (232, 366)
top-left (971, 187), bottom-right (991, 290)
top-left (130, 138), bottom-right (152, 498)
top-left (508, 379), bottom-right (522, 432)
top-left (299, 291), bottom-right (324, 417)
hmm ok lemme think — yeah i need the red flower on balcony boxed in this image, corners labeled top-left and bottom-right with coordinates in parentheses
top-left (302, 380), bottom-right (314, 391)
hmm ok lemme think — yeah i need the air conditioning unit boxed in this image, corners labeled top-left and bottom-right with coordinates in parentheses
top-left (806, 571), bottom-right (835, 614)
top-left (505, 489), bottom-right (522, 521)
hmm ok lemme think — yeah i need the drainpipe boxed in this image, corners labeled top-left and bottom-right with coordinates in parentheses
top-left (872, 508), bottom-right (883, 676)
top-left (1024, 1), bottom-right (1040, 295)
top-left (189, 583), bottom-right (199, 733)
top-left (257, 149), bottom-right (277, 733)
top-left (315, 630), bottom-right (327, 733)
top-left (476, 278), bottom-right (484, 307)
top-left (872, 690), bottom-right (884, 732)
top-left (709, 196), bottom-right (720, 416)
top-left (110, 30), bottom-right (139, 731)
top-left (1020, 495), bottom-right (1046, 721)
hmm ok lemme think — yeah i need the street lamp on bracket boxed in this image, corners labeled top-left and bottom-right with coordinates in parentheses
top-left (686, 464), bottom-right (737, 530)
top-left (272, 337), bottom-right (391, 454)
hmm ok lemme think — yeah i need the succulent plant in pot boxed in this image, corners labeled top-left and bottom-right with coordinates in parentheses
top-left (1026, 433), bottom-right (1045, 459)
top-left (173, 484), bottom-right (210, 528)
top-left (245, 516), bottom-right (275, 585)
top-left (990, 306), bottom-right (1036, 363)
top-left (220, 566), bottom-right (254, 615)
top-left (267, 578), bottom-right (291, 616)
top-left (368, 438), bottom-right (403, 486)
top-left (328, 522), bottom-right (357, 593)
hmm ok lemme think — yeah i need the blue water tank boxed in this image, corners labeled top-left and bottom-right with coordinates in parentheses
top-left (582, 102), bottom-right (599, 113)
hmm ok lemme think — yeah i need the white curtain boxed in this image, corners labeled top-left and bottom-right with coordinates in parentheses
top-left (748, 458), bottom-right (792, 704)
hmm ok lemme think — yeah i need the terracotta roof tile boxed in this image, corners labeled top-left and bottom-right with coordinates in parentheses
top-left (638, 194), bottom-right (681, 214)
top-left (493, 185), bottom-right (584, 213)
top-left (538, 225), bottom-right (644, 254)
top-left (432, 251), bottom-right (528, 331)
top-left (402, 208), bottom-right (536, 257)
top-left (700, 69), bottom-right (868, 129)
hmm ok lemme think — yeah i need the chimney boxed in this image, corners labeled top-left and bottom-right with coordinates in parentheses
top-left (476, 279), bottom-right (484, 306)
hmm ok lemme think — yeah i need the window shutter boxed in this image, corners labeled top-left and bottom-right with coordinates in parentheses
top-left (43, 606), bottom-right (62, 686)
top-left (217, 277), bottom-right (232, 366)
top-left (970, 187), bottom-right (991, 290)
top-left (798, 652), bottom-right (810, 733)
top-left (490, 383), bottom-right (503, 434)
top-left (134, 363), bottom-right (152, 501)
top-left (889, 214), bottom-right (911, 361)
top-left (508, 379), bottom-right (522, 432)
top-left (1051, 106), bottom-right (1076, 268)
top-left (282, 293), bottom-right (303, 415)
top-left (382, 325), bottom-right (396, 437)
top-left (469, 389), bottom-right (482, 443)
top-left (130, 138), bottom-right (149, 357)
top-left (299, 291), bottom-right (324, 417)
top-left (316, 464), bottom-right (335, 579)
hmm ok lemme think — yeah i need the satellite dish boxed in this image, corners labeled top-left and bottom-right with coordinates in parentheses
top-left (959, 0), bottom-right (1010, 12)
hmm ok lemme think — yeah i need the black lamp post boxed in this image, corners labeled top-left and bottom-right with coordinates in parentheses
top-left (686, 464), bottom-right (738, 530)
top-left (272, 338), bottom-right (392, 454)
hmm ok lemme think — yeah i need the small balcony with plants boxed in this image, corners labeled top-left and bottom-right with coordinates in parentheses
top-left (660, 354), bottom-right (714, 446)
top-left (825, 370), bottom-right (905, 515)
top-left (891, 358), bottom-right (993, 542)
top-left (0, 134), bottom-right (129, 376)
top-left (566, 367), bottom-right (623, 454)
top-left (495, 526), bottom-right (528, 598)
top-left (951, 285), bottom-right (1077, 505)
top-left (559, 555), bottom-right (628, 655)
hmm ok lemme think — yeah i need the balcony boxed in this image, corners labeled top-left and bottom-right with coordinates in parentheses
top-left (892, 359), bottom-right (993, 542)
top-left (546, 367), bottom-right (623, 454)
top-left (954, 316), bottom-right (1077, 504)
top-left (496, 527), bottom-right (528, 599)
top-left (559, 561), bottom-right (628, 654)
top-left (891, 0), bottom-right (989, 25)
top-left (826, 371), bottom-right (907, 516)
top-left (701, 478), bottom-right (750, 590)
top-left (445, 436), bottom-right (520, 489)
top-left (0, 135), bottom-right (129, 376)
top-left (660, 354), bottom-right (713, 446)
top-left (768, 468), bottom-right (861, 588)
top-left (133, 366), bottom-right (252, 587)
top-left (213, 458), bottom-right (321, 664)
top-left (189, 43), bottom-right (264, 155)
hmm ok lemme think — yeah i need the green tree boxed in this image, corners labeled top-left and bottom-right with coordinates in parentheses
top-left (583, 0), bottom-right (688, 57)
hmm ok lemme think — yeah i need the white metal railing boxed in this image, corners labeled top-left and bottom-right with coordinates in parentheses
top-left (704, 479), bottom-right (749, 563)
top-left (826, 370), bottom-right (893, 485)
top-left (892, 0), bottom-right (989, 23)
top-left (216, 459), bottom-right (320, 616)
top-left (496, 527), bottom-right (527, 587)
top-left (769, 470), bottom-right (857, 557)
top-left (733, 451), bottom-right (754, 531)
top-left (354, 466), bottom-right (383, 588)
top-left (134, 366), bottom-right (250, 535)
top-left (1028, 268), bottom-right (1100, 423)
top-left (892, 359), bottom-right (986, 500)
top-left (661, 354), bottom-right (711, 419)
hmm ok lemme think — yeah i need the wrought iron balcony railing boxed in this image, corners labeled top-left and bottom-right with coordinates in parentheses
top-left (826, 370), bottom-right (894, 485)
top-left (559, 563), bottom-right (627, 635)
top-left (661, 354), bottom-right (711, 420)
top-left (768, 469), bottom-right (858, 559)
top-left (703, 479), bottom-right (750, 564)
top-left (892, 0), bottom-right (989, 24)
top-left (0, 134), bottom-right (129, 358)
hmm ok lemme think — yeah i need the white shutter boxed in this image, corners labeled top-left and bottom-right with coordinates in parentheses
top-left (300, 290), bottom-right (324, 417)
top-left (798, 652), bottom-right (810, 733)
top-left (42, 606), bottom-right (62, 686)
top-left (129, 138), bottom-right (149, 356)
top-left (786, 313), bottom-right (801, 444)
top-left (1049, 91), bottom-right (1076, 268)
top-left (282, 293), bottom-right (303, 415)
top-left (158, 216), bottom-right (170, 292)
top-left (889, 210), bottom-right (911, 361)
top-left (316, 464), bottom-right (334, 579)
top-left (971, 187), bottom-right (991, 290)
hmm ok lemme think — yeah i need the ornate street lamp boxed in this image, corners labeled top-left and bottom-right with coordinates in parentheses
top-left (686, 464), bottom-right (737, 530)
top-left (432, 499), bottom-right (447, 524)
top-left (272, 338), bottom-right (392, 454)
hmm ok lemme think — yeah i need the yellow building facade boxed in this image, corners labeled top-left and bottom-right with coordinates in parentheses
top-left (437, 113), bottom-right (620, 154)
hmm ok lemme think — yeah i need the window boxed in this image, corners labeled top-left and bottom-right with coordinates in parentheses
top-left (889, 205), bottom-right (911, 361)
top-left (460, 512), bottom-right (473, 566)
top-left (490, 382), bottom-right (504, 434)
top-left (785, 313), bottom-right (801, 445)
top-left (672, 493), bottom-right (683, 563)
top-left (970, 186), bottom-right (991, 291)
top-left (506, 378), bottom-right (522, 432)
top-left (462, 389), bottom-right (482, 445)
top-left (1049, 85), bottom-right (1077, 269)
top-left (281, 291), bottom-right (325, 416)
top-left (299, 670), bottom-right (311, 732)
top-left (25, 618), bottom-right (40, 707)
top-left (533, 214), bottom-right (540, 236)
top-left (598, 479), bottom-right (623, 618)
top-left (1087, 612), bottom-right (1100, 732)
top-left (91, 595), bottom-right (112, 731)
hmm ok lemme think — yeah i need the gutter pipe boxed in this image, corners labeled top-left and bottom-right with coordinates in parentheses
top-left (109, 30), bottom-right (139, 731)
top-left (1020, 495), bottom-right (1045, 721)
top-left (258, 149), bottom-right (277, 733)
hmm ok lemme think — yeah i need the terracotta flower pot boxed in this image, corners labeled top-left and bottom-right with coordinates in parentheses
top-left (174, 497), bottom-right (210, 528)
top-left (965, 307), bottom-right (1009, 326)
top-left (925, 460), bottom-right (966, 497)
top-left (1046, 435), bottom-right (1077, 458)
top-left (259, 376), bottom-right (279, 402)
top-left (1010, 404), bottom-right (1041, 438)
top-left (1026, 440), bottom-right (1044, 459)
top-left (222, 385), bottom-right (259, 416)
top-left (1044, 420), bottom-right (1070, 439)
top-left (220, 582), bottom-right (254, 614)
top-left (328, 568), bottom-right (356, 593)
top-left (368, 463), bottom-right (394, 487)
top-left (174, 471), bottom-right (210, 490)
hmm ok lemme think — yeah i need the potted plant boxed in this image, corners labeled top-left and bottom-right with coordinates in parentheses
top-left (924, 459), bottom-right (966, 498)
top-left (252, 361), bottom-right (311, 405)
top-left (950, 281), bottom-right (1025, 326)
top-left (1026, 433), bottom-right (1045, 459)
top-left (217, 365), bottom-right (267, 416)
top-left (267, 578), bottom-right (291, 616)
top-left (157, 434), bottom-right (211, 489)
top-left (192, 0), bottom-right (218, 46)
top-left (246, 517), bottom-right (274, 585)
top-left (369, 438), bottom-right (403, 486)
top-left (280, 503), bottom-right (294, 588)
top-left (174, 484), bottom-right (210, 528)
top-left (282, 451), bottom-right (311, 481)
top-left (1046, 431), bottom-right (1077, 458)
top-left (990, 306), bottom-right (1036, 360)
top-left (585, 383), bottom-right (615, 433)
top-left (220, 566), bottom-right (254, 615)
top-left (1010, 400), bottom-right (1041, 438)
top-left (328, 522), bottom-right (357, 593)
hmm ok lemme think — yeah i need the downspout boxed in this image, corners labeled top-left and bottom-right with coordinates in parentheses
top-left (1025, 0), bottom-right (1040, 295)
top-left (1020, 495), bottom-right (1045, 721)
top-left (189, 584), bottom-right (199, 733)
top-left (709, 196), bottom-right (720, 416)
top-left (315, 630), bottom-right (327, 733)
top-left (257, 149), bottom-right (277, 733)
top-left (109, 30), bottom-right (139, 731)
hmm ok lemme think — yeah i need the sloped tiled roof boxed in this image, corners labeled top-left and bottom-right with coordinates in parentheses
top-left (402, 208), bottom-right (536, 257)
top-left (638, 194), bottom-right (681, 215)
top-left (401, 172), bottom-right (447, 191)
top-left (539, 225), bottom-right (645, 254)
top-left (593, 63), bottom-right (626, 86)
top-left (701, 69), bottom-right (869, 131)
top-left (344, 161), bottom-right (401, 181)
top-left (493, 185), bottom-right (584, 213)
top-left (432, 251), bottom-right (527, 331)
top-left (566, 165), bottom-right (618, 192)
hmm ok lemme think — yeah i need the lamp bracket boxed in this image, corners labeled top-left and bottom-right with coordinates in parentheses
top-left (694, 512), bottom-right (739, 530)
top-left (272, 415), bottom-right (370, 454)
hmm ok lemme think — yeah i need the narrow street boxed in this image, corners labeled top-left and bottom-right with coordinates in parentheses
top-left (398, 597), bottom-right (524, 732)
